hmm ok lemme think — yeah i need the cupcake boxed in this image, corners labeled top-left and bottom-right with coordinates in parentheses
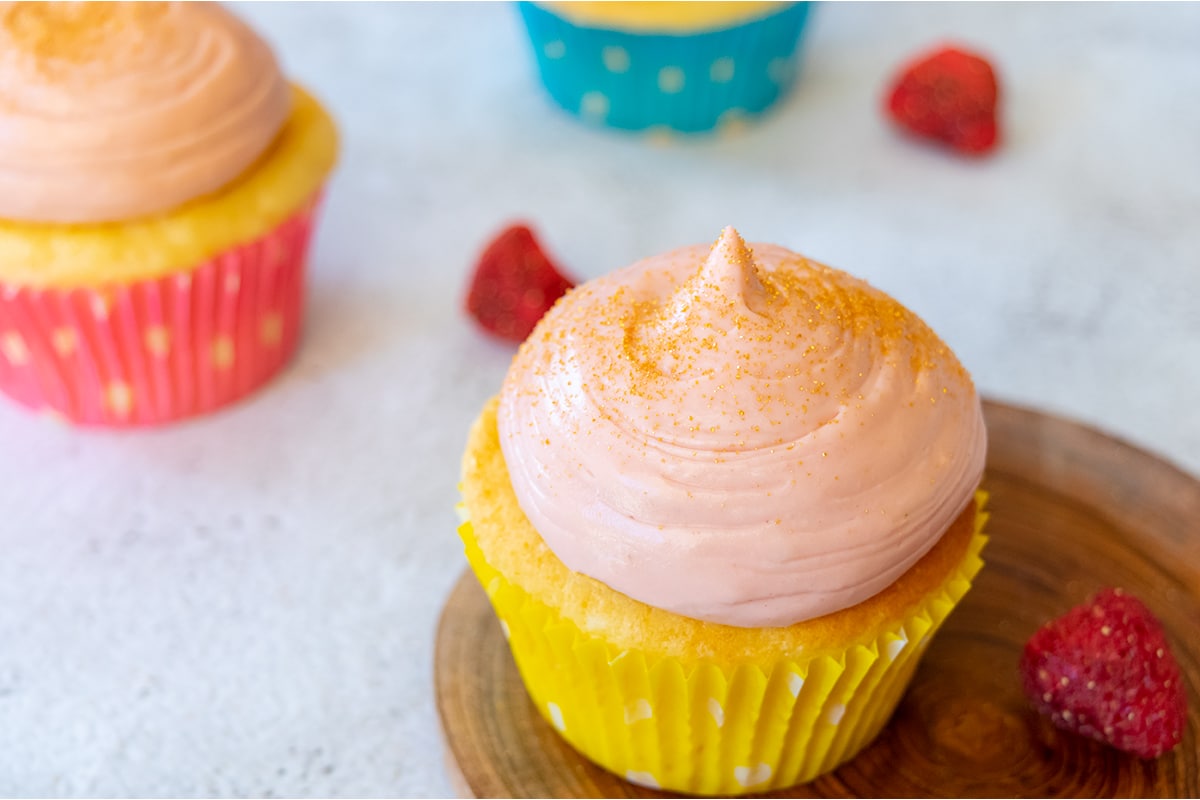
top-left (516, 1), bottom-right (812, 134)
top-left (0, 2), bottom-right (338, 426)
top-left (458, 227), bottom-right (989, 794)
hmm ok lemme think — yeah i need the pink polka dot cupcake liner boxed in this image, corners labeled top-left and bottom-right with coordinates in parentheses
top-left (0, 196), bottom-right (322, 427)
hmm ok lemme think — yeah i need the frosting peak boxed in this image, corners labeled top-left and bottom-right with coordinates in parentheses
top-left (498, 229), bottom-right (987, 628)
top-left (634, 227), bottom-right (769, 383)
top-left (0, 2), bottom-right (290, 223)
top-left (690, 225), bottom-right (770, 315)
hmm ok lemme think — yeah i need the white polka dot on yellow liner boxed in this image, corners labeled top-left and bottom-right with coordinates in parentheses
top-left (145, 326), bottom-right (171, 358)
top-left (579, 91), bottom-right (610, 120)
top-left (106, 382), bottom-right (133, 418)
top-left (886, 632), bottom-right (908, 662)
top-left (707, 697), bottom-right (725, 727)
top-left (602, 45), bottom-right (629, 73)
top-left (623, 699), bottom-right (652, 724)
top-left (625, 771), bottom-right (660, 789)
top-left (710, 57), bottom-right (735, 83)
top-left (1, 332), bottom-right (28, 365)
top-left (787, 672), bottom-right (804, 698)
top-left (260, 312), bottom-right (284, 346)
top-left (543, 39), bottom-right (566, 59)
top-left (657, 65), bottom-right (685, 93)
top-left (734, 763), bottom-right (772, 789)
top-left (51, 328), bottom-right (77, 357)
top-left (826, 703), bottom-right (846, 725)
top-left (546, 702), bottom-right (565, 732)
top-left (211, 336), bottom-right (235, 370)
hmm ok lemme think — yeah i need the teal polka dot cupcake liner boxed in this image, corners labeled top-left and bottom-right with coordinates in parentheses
top-left (516, 2), bottom-right (812, 134)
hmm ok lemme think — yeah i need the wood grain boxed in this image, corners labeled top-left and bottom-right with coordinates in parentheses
top-left (435, 399), bottom-right (1200, 798)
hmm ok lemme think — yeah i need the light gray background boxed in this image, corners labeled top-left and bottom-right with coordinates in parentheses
top-left (1, 2), bottom-right (1197, 796)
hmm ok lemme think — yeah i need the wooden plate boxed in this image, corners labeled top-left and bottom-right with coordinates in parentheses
top-left (435, 400), bottom-right (1200, 797)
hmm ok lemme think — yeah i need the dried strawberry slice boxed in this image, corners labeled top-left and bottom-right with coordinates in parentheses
top-left (465, 224), bottom-right (575, 343)
top-left (1019, 587), bottom-right (1187, 759)
top-left (885, 45), bottom-right (1000, 155)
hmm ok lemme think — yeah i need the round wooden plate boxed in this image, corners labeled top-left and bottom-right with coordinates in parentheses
top-left (435, 400), bottom-right (1200, 797)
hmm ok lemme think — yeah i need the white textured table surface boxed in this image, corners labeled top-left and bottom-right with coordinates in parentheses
top-left (2, 2), bottom-right (1199, 796)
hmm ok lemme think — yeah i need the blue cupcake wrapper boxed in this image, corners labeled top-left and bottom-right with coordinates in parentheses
top-left (517, 1), bottom-right (812, 134)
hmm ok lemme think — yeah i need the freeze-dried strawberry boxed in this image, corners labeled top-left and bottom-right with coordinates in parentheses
top-left (1019, 587), bottom-right (1187, 759)
top-left (465, 224), bottom-right (575, 343)
top-left (885, 45), bottom-right (1000, 155)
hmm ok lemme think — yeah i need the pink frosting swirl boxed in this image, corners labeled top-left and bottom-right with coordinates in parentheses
top-left (498, 227), bottom-right (987, 628)
top-left (0, 2), bottom-right (290, 223)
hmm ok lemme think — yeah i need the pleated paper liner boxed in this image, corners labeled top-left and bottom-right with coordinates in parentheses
top-left (517, 1), bottom-right (812, 134)
top-left (0, 194), bottom-right (323, 427)
top-left (457, 493), bottom-right (989, 796)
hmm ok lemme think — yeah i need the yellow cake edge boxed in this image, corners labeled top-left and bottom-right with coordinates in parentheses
top-left (0, 83), bottom-right (339, 289)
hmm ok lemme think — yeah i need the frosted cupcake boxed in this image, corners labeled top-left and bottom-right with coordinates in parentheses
top-left (458, 227), bottom-right (989, 794)
top-left (0, 2), bottom-right (338, 426)
top-left (516, 1), bottom-right (812, 134)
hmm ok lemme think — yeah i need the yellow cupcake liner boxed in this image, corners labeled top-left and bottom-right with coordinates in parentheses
top-left (457, 493), bottom-right (988, 796)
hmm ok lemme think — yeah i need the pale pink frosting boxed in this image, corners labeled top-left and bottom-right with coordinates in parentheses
top-left (498, 227), bottom-right (987, 628)
top-left (0, 2), bottom-right (290, 223)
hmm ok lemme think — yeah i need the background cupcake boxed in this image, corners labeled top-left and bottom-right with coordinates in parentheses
top-left (459, 228), bottom-right (989, 794)
top-left (516, 1), bottom-right (812, 134)
top-left (0, 2), bottom-right (338, 426)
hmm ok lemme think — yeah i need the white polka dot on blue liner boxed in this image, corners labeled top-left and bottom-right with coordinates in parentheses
top-left (643, 126), bottom-right (676, 147)
top-left (657, 65), bottom-right (685, 93)
top-left (579, 91), bottom-right (610, 120)
top-left (602, 45), bottom-right (630, 73)
top-left (767, 56), bottom-right (791, 84)
top-left (543, 39), bottom-right (566, 59)
top-left (716, 108), bottom-right (750, 138)
top-left (710, 57), bottom-right (736, 83)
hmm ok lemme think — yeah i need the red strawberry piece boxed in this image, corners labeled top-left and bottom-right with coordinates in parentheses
top-left (465, 224), bottom-right (575, 343)
top-left (1019, 587), bottom-right (1188, 759)
top-left (885, 45), bottom-right (1000, 155)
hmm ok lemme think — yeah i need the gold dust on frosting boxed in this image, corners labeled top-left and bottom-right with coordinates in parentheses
top-left (3, 2), bottom-right (170, 66)
top-left (507, 226), bottom-right (976, 459)
top-left (610, 230), bottom-right (961, 402)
